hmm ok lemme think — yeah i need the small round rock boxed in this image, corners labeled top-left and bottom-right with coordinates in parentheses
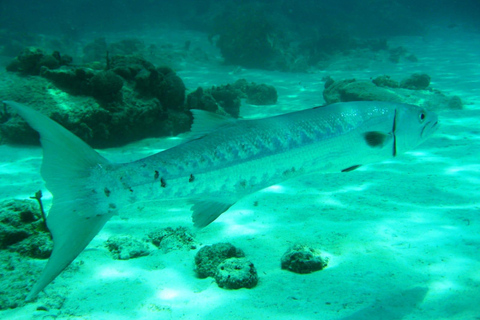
top-left (281, 244), bottom-right (328, 274)
top-left (215, 257), bottom-right (258, 289)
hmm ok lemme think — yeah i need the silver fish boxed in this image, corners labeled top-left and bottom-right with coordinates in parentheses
top-left (3, 100), bottom-right (438, 300)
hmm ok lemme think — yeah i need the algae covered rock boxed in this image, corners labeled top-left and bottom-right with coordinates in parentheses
top-left (323, 78), bottom-right (401, 104)
top-left (10, 232), bottom-right (52, 259)
top-left (41, 67), bottom-right (95, 96)
top-left (0, 199), bottom-right (52, 259)
top-left (186, 87), bottom-right (218, 112)
top-left (245, 83), bottom-right (277, 105)
top-left (148, 226), bottom-right (197, 253)
top-left (281, 244), bottom-right (328, 274)
top-left (187, 84), bottom-right (242, 117)
top-left (105, 235), bottom-right (150, 260)
top-left (372, 75), bottom-right (399, 88)
top-left (447, 95), bottom-right (463, 109)
top-left (194, 243), bottom-right (245, 278)
top-left (6, 47), bottom-right (71, 75)
top-left (400, 73), bottom-right (431, 90)
top-left (90, 70), bottom-right (124, 102)
top-left (322, 74), bottom-right (460, 111)
top-left (233, 79), bottom-right (277, 105)
top-left (186, 79), bottom-right (278, 118)
top-left (215, 257), bottom-right (258, 289)
top-left (110, 55), bottom-right (155, 80)
top-left (134, 66), bottom-right (186, 110)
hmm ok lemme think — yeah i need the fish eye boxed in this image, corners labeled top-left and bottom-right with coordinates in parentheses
top-left (419, 112), bottom-right (426, 123)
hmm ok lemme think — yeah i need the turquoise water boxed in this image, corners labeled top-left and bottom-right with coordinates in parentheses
top-left (1, 2), bottom-right (480, 319)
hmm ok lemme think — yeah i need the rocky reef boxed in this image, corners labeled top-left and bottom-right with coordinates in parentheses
top-left (1, 47), bottom-right (279, 147)
top-left (1, 48), bottom-right (189, 147)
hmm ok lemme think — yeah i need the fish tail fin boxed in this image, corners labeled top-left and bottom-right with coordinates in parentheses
top-left (4, 101), bottom-right (114, 301)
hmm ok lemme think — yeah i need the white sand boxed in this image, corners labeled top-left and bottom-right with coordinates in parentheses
top-left (1, 27), bottom-right (480, 319)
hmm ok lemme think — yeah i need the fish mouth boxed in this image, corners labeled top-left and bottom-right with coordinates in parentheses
top-left (421, 119), bottom-right (439, 137)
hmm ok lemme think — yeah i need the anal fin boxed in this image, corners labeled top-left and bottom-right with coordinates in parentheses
top-left (190, 199), bottom-right (235, 228)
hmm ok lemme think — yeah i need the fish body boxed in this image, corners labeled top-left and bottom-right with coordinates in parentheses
top-left (3, 100), bottom-right (437, 300)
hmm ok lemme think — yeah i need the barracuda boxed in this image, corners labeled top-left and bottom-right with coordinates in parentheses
top-left (4, 100), bottom-right (438, 300)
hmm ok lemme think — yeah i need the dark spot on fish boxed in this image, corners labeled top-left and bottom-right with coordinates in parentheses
top-left (91, 189), bottom-right (97, 194)
top-left (341, 165), bottom-right (361, 172)
top-left (154, 170), bottom-right (159, 180)
top-left (364, 131), bottom-right (388, 147)
top-left (282, 167), bottom-right (296, 176)
top-left (104, 187), bottom-right (111, 197)
top-left (189, 174), bottom-right (195, 182)
top-left (161, 177), bottom-right (167, 188)
top-left (240, 180), bottom-right (247, 188)
top-left (108, 203), bottom-right (117, 213)
top-left (129, 187), bottom-right (133, 192)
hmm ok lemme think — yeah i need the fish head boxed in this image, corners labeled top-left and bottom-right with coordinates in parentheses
top-left (394, 103), bottom-right (438, 154)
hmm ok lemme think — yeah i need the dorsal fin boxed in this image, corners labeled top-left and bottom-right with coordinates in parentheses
top-left (189, 109), bottom-right (236, 138)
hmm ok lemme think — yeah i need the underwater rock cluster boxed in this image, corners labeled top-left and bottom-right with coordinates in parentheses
top-left (323, 73), bottom-right (463, 111)
top-left (148, 226), bottom-right (197, 253)
top-left (0, 199), bottom-right (52, 259)
top-left (106, 227), bottom-right (198, 259)
top-left (105, 235), bottom-right (151, 260)
top-left (195, 243), bottom-right (258, 289)
top-left (6, 47), bottom-right (72, 75)
top-left (2, 47), bottom-right (278, 147)
top-left (281, 244), bottom-right (328, 274)
top-left (187, 79), bottom-right (277, 118)
top-left (2, 48), bottom-right (190, 147)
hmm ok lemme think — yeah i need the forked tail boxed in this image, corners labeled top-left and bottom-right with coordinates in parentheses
top-left (4, 101), bottom-right (114, 301)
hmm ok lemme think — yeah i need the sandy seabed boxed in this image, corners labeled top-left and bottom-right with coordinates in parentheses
top-left (1, 27), bottom-right (480, 320)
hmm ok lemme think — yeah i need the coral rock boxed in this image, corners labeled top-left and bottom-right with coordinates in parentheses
top-left (281, 244), bottom-right (328, 274)
top-left (215, 257), bottom-right (258, 289)
top-left (194, 243), bottom-right (245, 278)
